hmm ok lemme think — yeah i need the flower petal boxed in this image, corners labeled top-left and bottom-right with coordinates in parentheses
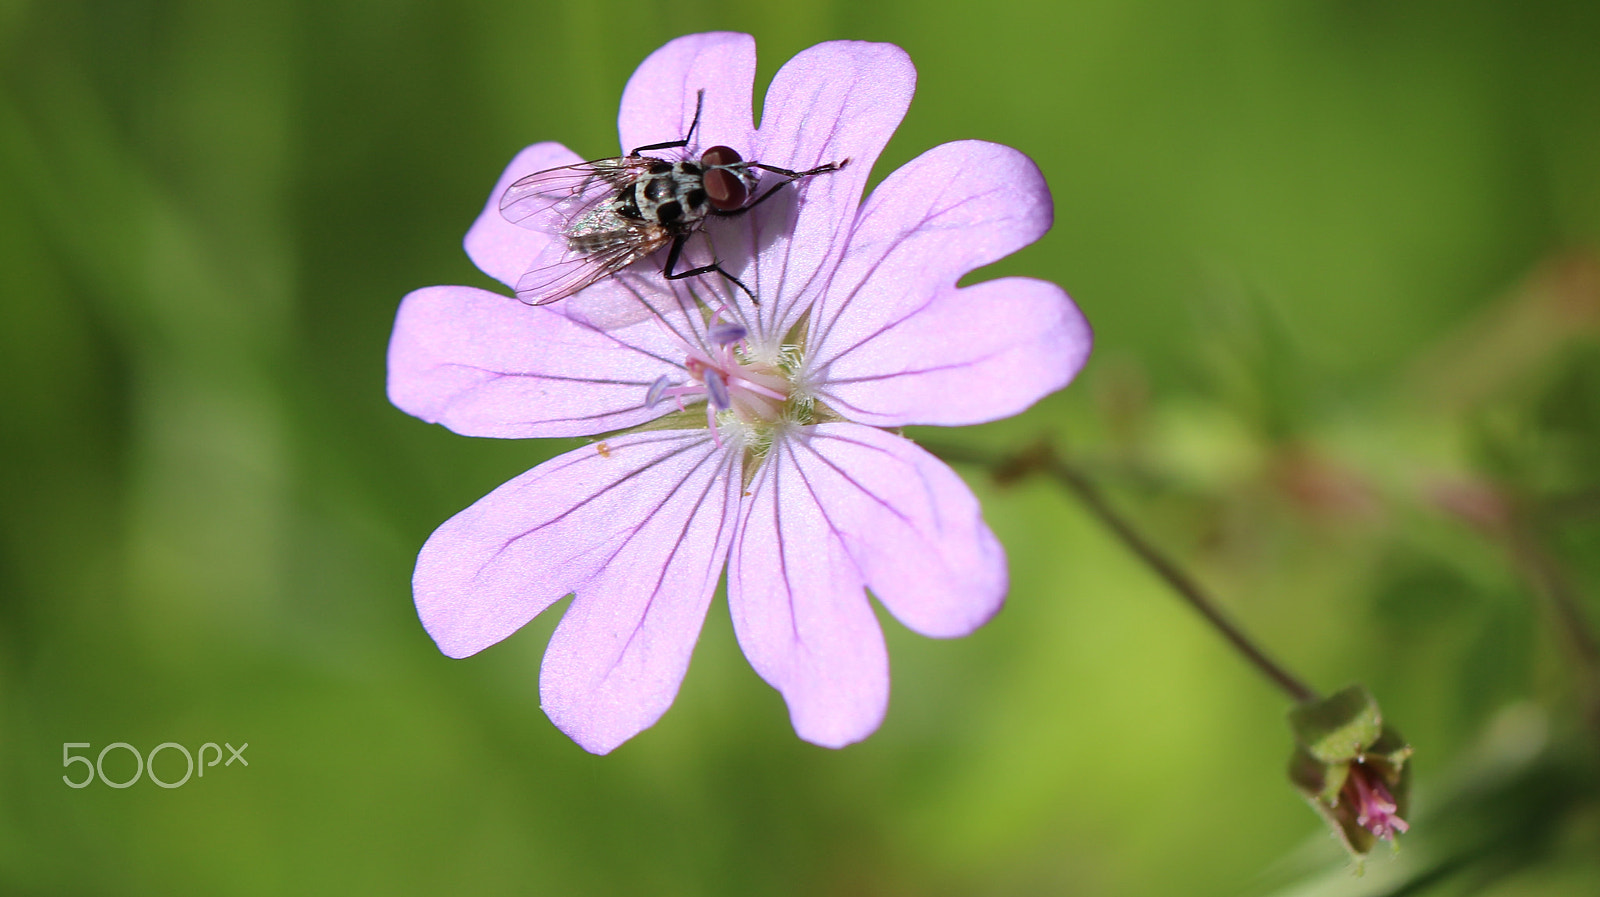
top-left (617, 32), bottom-right (756, 159)
top-left (751, 40), bottom-right (915, 199)
top-left (813, 276), bottom-right (1090, 427)
top-left (728, 423), bottom-right (1005, 746)
top-left (387, 285), bottom-right (684, 438)
top-left (732, 41), bottom-right (918, 343)
top-left (801, 423), bottom-right (1006, 636)
top-left (807, 139), bottom-right (1051, 356)
top-left (464, 142), bottom-right (582, 290)
top-left (413, 431), bottom-right (740, 754)
top-left (540, 436), bottom-right (742, 755)
top-left (728, 433), bottom-right (888, 748)
top-left (804, 140), bottom-right (1088, 424)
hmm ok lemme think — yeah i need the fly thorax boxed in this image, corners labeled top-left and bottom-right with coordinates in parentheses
top-left (617, 160), bottom-right (713, 232)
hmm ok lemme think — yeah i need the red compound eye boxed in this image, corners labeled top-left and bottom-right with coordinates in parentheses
top-left (701, 145), bottom-right (742, 167)
top-left (701, 146), bottom-right (748, 211)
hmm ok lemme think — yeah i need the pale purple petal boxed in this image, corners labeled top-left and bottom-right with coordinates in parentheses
top-left (464, 142), bottom-right (581, 290)
top-left (801, 139), bottom-right (1086, 424)
top-left (790, 423), bottom-right (1005, 636)
top-left (414, 431), bottom-right (739, 754)
top-left (387, 285), bottom-right (685, 438)
top-left (539, 436), bottom-right (741, 755)
top-left (807, 140), bottom-right (1055, 362)
top-left (727, 422), bottom-right (1005, 745)
top-left (728, 434), bottom-right (889, 748)
top-left (617, 32), bottom-right (756, 158)
top-left (726, 41), bottom-right (917, 342)
top-left (813, 276), bottom-right (1090, 427)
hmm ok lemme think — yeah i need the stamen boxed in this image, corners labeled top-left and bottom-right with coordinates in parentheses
top-left (642, 311), bottom-right (802, 439)
top-left (1346, 763), bottom-right (1409, 840)
top-left (709, 321), bottom-right (747, 346)
top-left (703, 368), bottom-right (731, 412)
top-left (645, 375), bottom-right (672, 407)
top-left (727, 373), bottom-right (787, 403)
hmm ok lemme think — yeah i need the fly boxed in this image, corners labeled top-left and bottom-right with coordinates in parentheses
top-left (499, 90), bottom-right (847, 305)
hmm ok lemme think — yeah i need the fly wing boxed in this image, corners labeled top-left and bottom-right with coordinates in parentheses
top-left (500, 157), bottom-right (651, 235)
top-left (514, 224), bottom-right (670, 305)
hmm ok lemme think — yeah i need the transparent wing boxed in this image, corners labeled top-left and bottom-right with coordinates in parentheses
top-left (514, 226), bottom-right (672, 305)
top-left (500, 157), bottom-right (653, 235)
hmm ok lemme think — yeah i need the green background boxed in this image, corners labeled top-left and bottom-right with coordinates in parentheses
top-left (3, 0), bottom-right (1598, 894)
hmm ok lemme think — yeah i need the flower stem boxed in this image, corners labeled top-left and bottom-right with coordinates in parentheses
top-left (1504, 513), bottom-right (1600, 741)
top-left (930, 439), bottom-right (1319, 704)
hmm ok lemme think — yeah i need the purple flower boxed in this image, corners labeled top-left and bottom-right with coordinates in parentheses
top-left (387, 33), bottom-right (1092, 754)
top-left (1344, 761), bottom-right (1409, 841)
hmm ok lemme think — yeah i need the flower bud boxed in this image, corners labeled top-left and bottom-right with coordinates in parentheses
top-left (1287, 685), bottom-right (1413, 858)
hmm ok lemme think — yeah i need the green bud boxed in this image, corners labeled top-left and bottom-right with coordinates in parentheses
top-left (1287, 685), bottom-right (1413, 858)
top-left (1288, 684), bottom-right (1383, 764)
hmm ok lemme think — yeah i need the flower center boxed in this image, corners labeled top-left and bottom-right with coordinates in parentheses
top-left (647, 318), bottom-right (816, 452)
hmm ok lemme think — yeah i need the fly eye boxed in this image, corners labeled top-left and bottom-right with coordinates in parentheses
top-left (700, 145), bottom-right (742, 167)
top-left (703, 167), bottom-right (747, 211)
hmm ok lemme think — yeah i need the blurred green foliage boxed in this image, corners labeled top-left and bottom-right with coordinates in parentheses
top-left (2, 0), bottom-right (1598, 894)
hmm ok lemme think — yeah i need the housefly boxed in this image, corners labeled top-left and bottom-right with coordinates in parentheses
top-left (499, 90), bottom-right (846, 305)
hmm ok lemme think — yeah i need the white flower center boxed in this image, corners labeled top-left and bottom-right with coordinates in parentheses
top-left (646, 316), bottom-right (818, 454)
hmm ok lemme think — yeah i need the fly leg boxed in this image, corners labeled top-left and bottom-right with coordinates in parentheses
top-left (629, 90), bottom-right (705, 156)
top-left (660, 231), bottom-right (757, 304)
top-left (716, 158), bottom-right (851, 217)
top-left (751, 159), bottom-right (852, 180)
